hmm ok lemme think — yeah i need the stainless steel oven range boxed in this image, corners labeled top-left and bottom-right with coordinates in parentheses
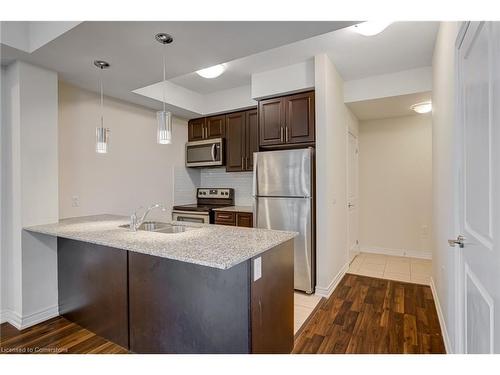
top-left (172, 188), bottom-right (234, 224)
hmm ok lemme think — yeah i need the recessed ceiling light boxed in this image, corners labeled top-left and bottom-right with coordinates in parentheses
top-left (196, 64), bottom-right (226, 79)
top-left (351, 22), bottom-right (393, 36)
top-left (411, 101), bottom-right (432, 114)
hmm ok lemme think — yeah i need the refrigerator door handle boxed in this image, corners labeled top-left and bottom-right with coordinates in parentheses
top-left (253, 153), bottom-right (258, 197)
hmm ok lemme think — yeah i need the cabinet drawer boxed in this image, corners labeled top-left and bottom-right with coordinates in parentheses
top-left (236, 213), bottom-right (253, 228)
top-left (215, 211), bottom-right (236, 225)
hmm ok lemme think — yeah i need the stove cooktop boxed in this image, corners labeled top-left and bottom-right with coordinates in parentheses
top-left (172, 203), bottom-right (234, 213)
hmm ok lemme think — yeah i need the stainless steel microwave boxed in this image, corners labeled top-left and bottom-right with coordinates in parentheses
top-left (185, 138), bottom-right (224, 168)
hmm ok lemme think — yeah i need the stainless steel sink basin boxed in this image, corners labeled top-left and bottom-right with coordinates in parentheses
top-left (155, 225), bottom-right (187, 234)
top-left (119, 221), bottom-right (193, 234)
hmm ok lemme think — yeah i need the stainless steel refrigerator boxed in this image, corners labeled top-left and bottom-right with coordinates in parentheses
top-left (253, 148), bottom-right (315, 294)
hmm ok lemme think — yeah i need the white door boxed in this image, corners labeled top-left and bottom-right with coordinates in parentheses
top-left (455, 21), bottom-right (500, 353)
top-left (348, 132), bottom-right (360, 262)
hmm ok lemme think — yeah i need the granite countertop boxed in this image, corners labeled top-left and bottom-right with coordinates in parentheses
top-left (24, 214), bottom-right (296, 270)
top-left (212, 205), bottom-right (253, 213)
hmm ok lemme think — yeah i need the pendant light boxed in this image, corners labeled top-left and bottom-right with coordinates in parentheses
top-left (94, 60), bottom-right (110, 153)
top-left (155, 33), bottom-right (173, 145)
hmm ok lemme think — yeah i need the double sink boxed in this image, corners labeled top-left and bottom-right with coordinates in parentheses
top-left (120, 221), bottom-right (197, 234)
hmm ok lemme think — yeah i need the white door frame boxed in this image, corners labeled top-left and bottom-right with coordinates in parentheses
top-left (453, 20), bottom-right (469, 355)
top-left (347, 130), bottom-right (360, 263)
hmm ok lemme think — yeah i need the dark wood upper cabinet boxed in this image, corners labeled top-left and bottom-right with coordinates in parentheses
top-left (188, 117), bottom-right (206, 142)
top-left (187, 115), bottom-right (224, 142)
top-left (284, 91), bottom-right (315, 144)
top-left (245, 109), bottom-right (258, 170)
top-left (206, 114), bottom-right (225, 139)
top-left (225, 108), bottom-right (258, 172)
top-left (259, 97), bottom-right (284, 146)
top-left (258, 91), bottom-right (315, 148)
top-left (225, 111), bottom-right (246, 172)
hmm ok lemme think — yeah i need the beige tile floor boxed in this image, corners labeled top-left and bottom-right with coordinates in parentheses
top-left (294, 292), bottom-right (322, 334)
top-left (347, 252), bottom-right (432, 285)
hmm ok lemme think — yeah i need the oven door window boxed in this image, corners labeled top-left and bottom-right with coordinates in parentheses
top-left (173, 212), bottom-right (209, 224)
top-left (176, 216), bottom-right (205, 223)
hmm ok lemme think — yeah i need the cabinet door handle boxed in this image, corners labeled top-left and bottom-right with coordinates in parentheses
top-left (241, 156), bottom-right (244, 169)
top-left (285, 127), bottom-right (289, 142)
top-left (246, 157), bottom-right (249, 170)
top-left (280, 126), bottom-right (284, 142)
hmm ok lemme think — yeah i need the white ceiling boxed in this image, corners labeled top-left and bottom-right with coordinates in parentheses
top-left (347, 91), bottom-right (432, 121)
top-left (1, 21), bottom-right (353, 110)
top-left (169, 21), bottom-right (439, 94)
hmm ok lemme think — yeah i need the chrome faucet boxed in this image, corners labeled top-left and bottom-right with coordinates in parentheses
top-left (130, 203), bottom-right (166, 231)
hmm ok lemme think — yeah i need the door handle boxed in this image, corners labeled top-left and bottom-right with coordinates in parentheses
top-left (280, 126), bottom-right (284, 142)
top-left (285, 127), bottom-right (289, 142)
top-left (448, 235), bottom-right (466, 248)
top-left (211, 144), bottom-right (217, 161)
top-left (348, 203), bottom-right (354, 208)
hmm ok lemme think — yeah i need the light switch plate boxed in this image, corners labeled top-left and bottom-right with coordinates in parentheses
top-left (253, 257), bottom-right (262, 281)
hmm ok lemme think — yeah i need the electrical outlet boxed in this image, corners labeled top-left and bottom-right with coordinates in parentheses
top-left (420, 224), bottom-right (429, 237)
top-left (253, 257), bottom-right (262, 281)
top-left (72, 195), bottom-right (80, 207)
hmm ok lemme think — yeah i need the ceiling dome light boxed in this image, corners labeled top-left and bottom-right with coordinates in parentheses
top-left (411, 101), bottom-right (432, 114)
top-left (196, 64), bottom-right (226, 79)
top-left (352, 22), bottom-right (393, 36)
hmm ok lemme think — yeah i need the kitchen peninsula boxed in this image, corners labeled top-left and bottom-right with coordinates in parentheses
top-left (24, 215), bottom-right (296, 354)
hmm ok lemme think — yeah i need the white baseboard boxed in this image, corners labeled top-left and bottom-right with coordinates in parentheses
top-left (315, 262), bottom-right (349, 298)
top-left (20, 305), bottom-right (59, 330)
top-left (360, 246), bottom-right (432, 260)
top-left (0, 309), bottom-right (22, 329)
top-left (430, 277), bottom-right (452, 354)
top-left (0, 305), bottom-right (58, 330)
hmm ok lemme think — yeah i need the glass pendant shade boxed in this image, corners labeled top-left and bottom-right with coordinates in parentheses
top-left (96, 126), bottom-right (109, 153)
top-left (94, 60), bottom-right (110, 154)
top-left (157, 110), bottom-right (172, 144)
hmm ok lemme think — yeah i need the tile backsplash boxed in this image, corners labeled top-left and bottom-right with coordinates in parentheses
top-left (173, 167), bottom-right (201, 205)
top-left (201, 168), bottom-right (254, 206)
top-left (173, 167), bottom-right (253, 206)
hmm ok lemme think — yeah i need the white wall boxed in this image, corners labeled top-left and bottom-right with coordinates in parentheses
top-left (431, 22), bottom-right (461, 353)
top-left (251, 60), bottom-right (314, 100)
top-left (344, 67), bottom-right (433, 103)
top-left (59, 81), bottom-right (188, 221)
top-left (359, 114), bottom-right (433, 258)
top-left (314, 54), bottom-right (349, 297)
top-left (1, 61), bottom-right (59, 328)
top-left (203, 85), bottom-right (256, 115)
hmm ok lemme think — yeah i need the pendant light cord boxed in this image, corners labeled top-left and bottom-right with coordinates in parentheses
top-left (162, 45), bottom-right (166, 112)
top-left (100, 67), bottom-right (104, 129)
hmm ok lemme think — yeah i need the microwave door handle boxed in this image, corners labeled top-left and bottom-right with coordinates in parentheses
top-left (211, 143), bottom-right (216, 161)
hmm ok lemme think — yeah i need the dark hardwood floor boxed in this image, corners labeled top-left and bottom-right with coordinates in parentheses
top-left (292, 274), bottom-right (446, 354)
top-left (0, 316), bottom-right (128, 354)
top-left (1, 274), bottom-right (445, 354)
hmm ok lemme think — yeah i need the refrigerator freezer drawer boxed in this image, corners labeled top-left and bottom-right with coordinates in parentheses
top-left (254, 196), bottom-right (313, 293)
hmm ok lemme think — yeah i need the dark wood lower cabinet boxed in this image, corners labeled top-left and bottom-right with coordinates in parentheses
top-left (236, 212), bottom-right (253, 228)
top-left (56, 237), bottom-right (293, 354)
top-left (58, 238), bottom-right (129, 348)
top-left (215, 211), bottom-right (253, 227)
top-left (251, 239), bottom-right (294, 353)
top-left (129, 253), bottom-right (250, 354)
